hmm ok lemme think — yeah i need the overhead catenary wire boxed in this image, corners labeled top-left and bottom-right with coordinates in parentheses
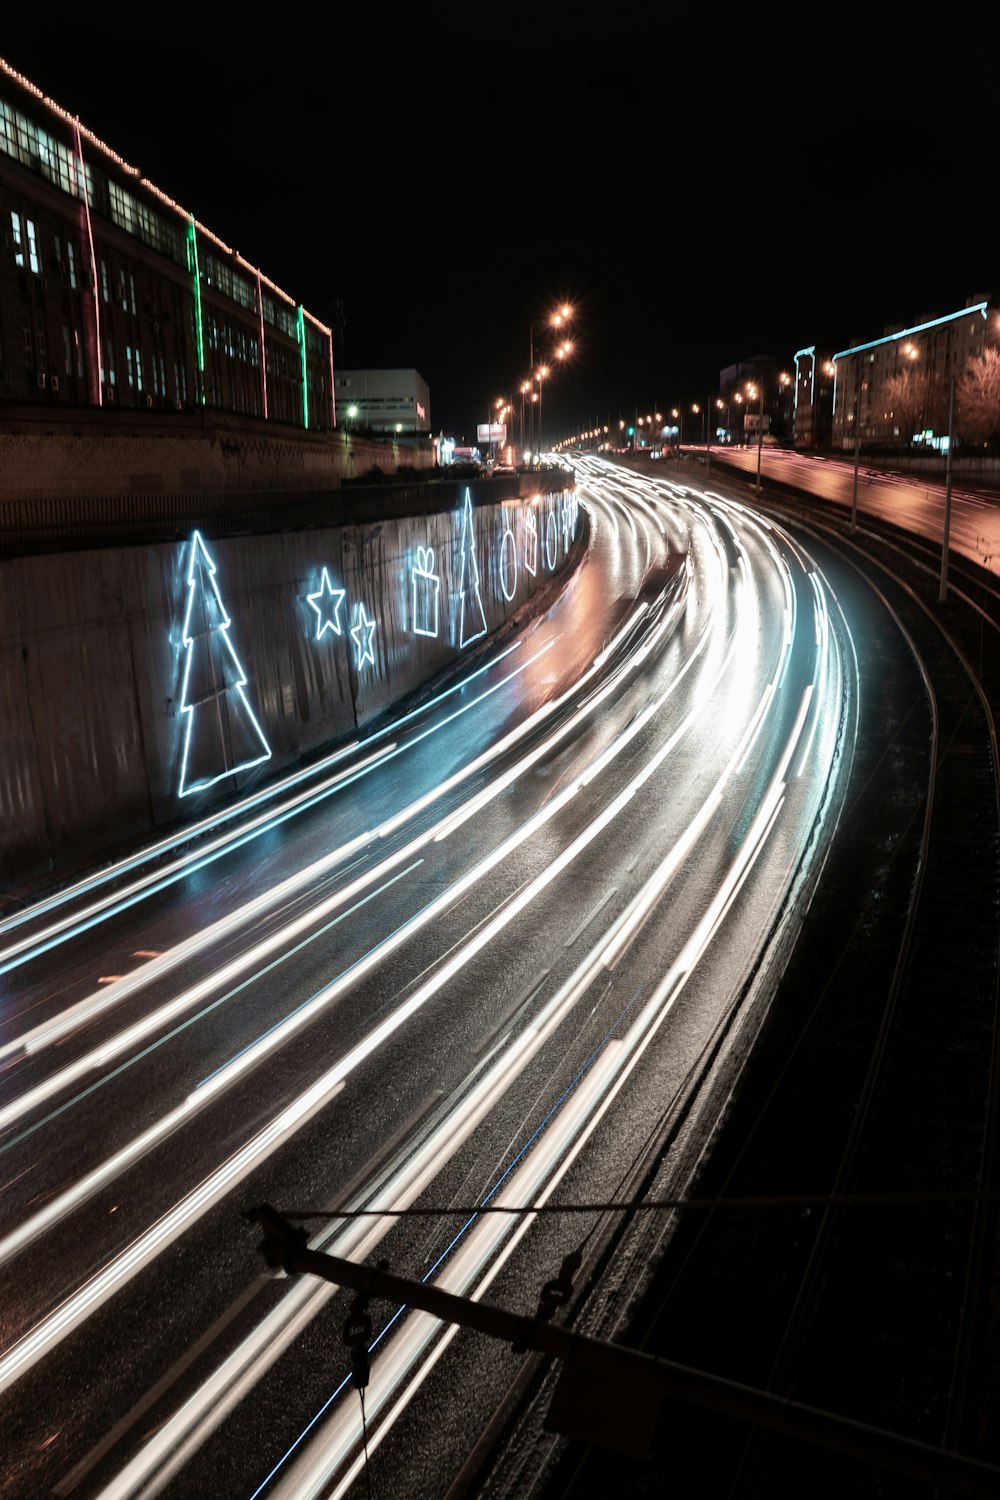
top-left (276, 1186), bottom-right (1000, 1222)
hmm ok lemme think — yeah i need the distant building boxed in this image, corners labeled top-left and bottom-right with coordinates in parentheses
top-left (831, 294), bottom-right (999, 451)
top-left (334, 369), bottom-right (431, 435)
top-left (792, 346), bottom-right (836, 450)
top-left (718, 356), bottom-right (781, 442)
top-left (0, 58), bottom-right (333, 425)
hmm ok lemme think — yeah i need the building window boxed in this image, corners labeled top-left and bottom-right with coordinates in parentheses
top-left (26, 218), bottom-right (39, 274)
top-left (67, 240), bottom-right (77, 290)
top-left (10, 210), bottom-right (23, 267)
top-left (101, 259), bottom-right (110, 303)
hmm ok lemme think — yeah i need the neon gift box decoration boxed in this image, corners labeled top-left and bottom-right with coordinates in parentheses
top-left (411, 545), bottom-right (441, 638)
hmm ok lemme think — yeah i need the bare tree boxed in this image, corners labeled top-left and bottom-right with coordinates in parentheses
top-left (882, 366), bottom-right (927, 441)
top-left (956, 346), bottom-right (1000, 445)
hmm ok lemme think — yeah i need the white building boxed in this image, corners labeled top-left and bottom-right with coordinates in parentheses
top-left (334, 369), bottom-right (431, 434)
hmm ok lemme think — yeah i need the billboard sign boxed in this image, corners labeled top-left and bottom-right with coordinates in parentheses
top-left (477, 423), bottom-right (506, 444)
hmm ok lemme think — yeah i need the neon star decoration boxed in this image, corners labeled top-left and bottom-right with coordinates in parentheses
top-left (523, 500), bottom-right (538, 577)
top-left (307, 567), bottom-right (346, 639)
top-left (457, 488), bottom-right (488, 647)
top-left (500, 522), bottom-right (518, 601)
top-left (351, 601), bottom-right (377, 669)
top-left (410, 545), bottom-right (440, 637)
top-left (177, 530), bottom-right (271, 798)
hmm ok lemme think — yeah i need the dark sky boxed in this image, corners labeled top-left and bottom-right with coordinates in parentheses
top-left (3, 22), bottom-right (993, 445)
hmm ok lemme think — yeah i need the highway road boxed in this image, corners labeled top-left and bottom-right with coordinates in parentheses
top-left (0, 457), bottom-right (855, 1499)
top-left (701, 442), bottom-right (1000, 575)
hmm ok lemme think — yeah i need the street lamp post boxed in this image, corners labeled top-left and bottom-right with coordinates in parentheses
top-left (754, 383), bottom-right (764, 494)
top-left (850, 369), bottom-right (861, 534)
top-left (940, 373), bottom-right (956, 602)
top-left (536, 364), bottom-right (549, 452)
top-left (528, 304), bottom-right (572, 457)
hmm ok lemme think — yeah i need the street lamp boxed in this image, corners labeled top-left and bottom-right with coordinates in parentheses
top-left (940, 372), bottom-right (956, 602)
top-left (746, 381), bottom-right (764, 494)
top-left (535, 364), bottom-right (550, 452)
top-left (527, 304), bottom-right (574, 454)
top-left (519, 380), bottom-right (531, 457)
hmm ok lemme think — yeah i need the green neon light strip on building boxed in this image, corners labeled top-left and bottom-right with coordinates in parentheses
top-left (297, 305), bottom-right (309, 429)
top-left (187, 217), bottom-right (206, 403)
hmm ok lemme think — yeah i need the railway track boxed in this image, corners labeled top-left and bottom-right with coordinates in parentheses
top-left (470, 482), bottom-right (1000, 1499)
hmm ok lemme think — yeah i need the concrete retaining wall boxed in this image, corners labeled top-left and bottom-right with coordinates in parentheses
top-left (0, 405), bottom-right (433, 504)
top-left (1, 483), bottom-right (582, 889)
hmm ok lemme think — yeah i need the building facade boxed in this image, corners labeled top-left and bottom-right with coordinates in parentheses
top-left (0, 58), bottom-right (333, 427)
top-left (831, 295), bottom-right (999, 452)
top-left (334, 368), bottom-right (431, 435)
top-left (792, 346), bottom-right (836, 450)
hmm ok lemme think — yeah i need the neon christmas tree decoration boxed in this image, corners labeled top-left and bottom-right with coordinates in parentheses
top-left (410, 545), bottom-right (440, 637)
top-left (178, 531), bottom-right (271, 798)
top-left (500, 522), bottom-right (518, 601)
top-left (523, 500), bottom-right (538, 577)
top-left (457, 489), bottom-right (488, 647)
top-left (307, 567), bottom-right (346, 639)
top-left (351, 601), bottom-right (377, 669)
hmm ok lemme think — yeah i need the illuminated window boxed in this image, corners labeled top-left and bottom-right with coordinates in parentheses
top-left (26, 219), bottom-right (39, 274)
top-left (101, 258), bottom-right (109, 302)
top-left (10, 210), bottom-right (23, 267)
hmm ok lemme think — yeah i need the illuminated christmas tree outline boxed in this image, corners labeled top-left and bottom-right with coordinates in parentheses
top-left (178, 530), bottom-right (271, 798)
top-left (457, 488), bottom-right (488, 647)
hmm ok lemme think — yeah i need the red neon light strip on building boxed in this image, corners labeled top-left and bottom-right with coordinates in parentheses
top-left (72, 117), bottom-right (102, 408)
top-left (257, 273), bottom-right (268, 420)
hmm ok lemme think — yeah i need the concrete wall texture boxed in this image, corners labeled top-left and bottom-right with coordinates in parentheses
top-left (0, 406), bottom-right (433, 504)
top-left (2, 484), bottom-right (581, 887)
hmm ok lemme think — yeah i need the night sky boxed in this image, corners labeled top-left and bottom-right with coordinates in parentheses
top-left (2, 22), bottom-right (993, 445)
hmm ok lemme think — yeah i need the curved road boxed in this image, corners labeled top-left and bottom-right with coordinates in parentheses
top-left (0, 457), bottom-right (855, 1499)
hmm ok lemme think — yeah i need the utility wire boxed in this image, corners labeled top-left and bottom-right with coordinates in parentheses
top-left (278, 1186), bottom-right (1000, 1222)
